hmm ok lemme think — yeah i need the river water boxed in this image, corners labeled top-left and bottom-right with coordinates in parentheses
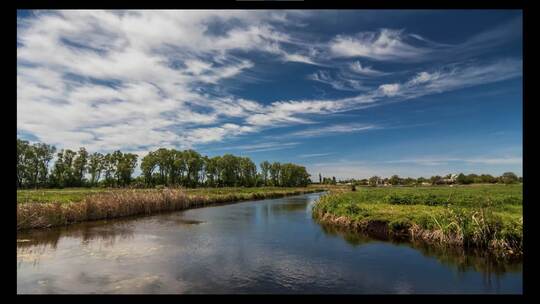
top-left (17, 192), bottom-right (522, 294)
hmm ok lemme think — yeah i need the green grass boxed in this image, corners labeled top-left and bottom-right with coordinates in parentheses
top-left (312, 184), bottom-right (522, 258)
top-left (17, 186), bottom-right (322, 204)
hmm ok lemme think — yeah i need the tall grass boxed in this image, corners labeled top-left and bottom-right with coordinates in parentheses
top-left (312, 185), bottom-right (522, 258)
top-left (18, 188), bottom-right (323, 230)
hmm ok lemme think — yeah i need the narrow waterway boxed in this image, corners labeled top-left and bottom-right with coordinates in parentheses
top-left (17, 192), bottom-right (522, 294)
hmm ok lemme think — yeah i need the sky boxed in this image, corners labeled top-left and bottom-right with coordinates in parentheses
top-left (16, 10), bottom-right (523, 179)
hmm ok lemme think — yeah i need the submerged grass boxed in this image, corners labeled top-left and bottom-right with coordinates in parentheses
top-left (312, 184), bottom-right (522, 259)
top-left (17, 187), bottom-right (323, 230)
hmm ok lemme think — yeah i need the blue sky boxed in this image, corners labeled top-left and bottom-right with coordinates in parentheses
top-left (16, 10), bottom-right (522, 179)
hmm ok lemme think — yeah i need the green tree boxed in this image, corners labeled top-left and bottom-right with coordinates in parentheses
top-left (456, 173), bottom-right (473, 185)
top-left (260, 161), bottom-right (271, 186)
top-left (16, 139), bottom-right (55, 188)
top-left (116, 152), bottom-right (138, 187)
top-left (368, 176), bottom-right (379, 186)
top-left (389, 175), bottom-right (401, 185)
top-left (88, 152), bottom-right (104, 186)
top-left (269, 162), bottom-right (281, 187)
top-left (72, 147), bottom-right (88, 187)
top-left (501, 172), bottom-right (518, 184)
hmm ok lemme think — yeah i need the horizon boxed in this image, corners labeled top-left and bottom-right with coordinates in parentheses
top-left (17, 10), bottom-right (523, 179)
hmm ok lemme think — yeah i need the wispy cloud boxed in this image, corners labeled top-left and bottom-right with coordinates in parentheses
top-left (207, 141), bottom-right (300, 153)
top-left (328, 29), bottom-right (432, 61)
top-left (298, 153), bottom-right (334, 158)
top-left (307, 70), bottom-right (368, 91)
top-left (289, 123), bottom-right (380, 138)
top-left (349, 61), bottom-right (387, 76)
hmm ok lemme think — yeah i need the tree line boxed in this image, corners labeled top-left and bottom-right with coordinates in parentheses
top-left (320, 172), bottom-right (522, 186)
top-left (17, 138), bottom-right (311, 189)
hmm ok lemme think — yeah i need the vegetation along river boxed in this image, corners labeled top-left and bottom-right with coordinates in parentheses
top-left (17, 192), bottom-right (522, 294)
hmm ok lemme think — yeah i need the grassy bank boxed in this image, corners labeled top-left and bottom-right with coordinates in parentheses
top-left (312, 184), bottom-right (522, 259)
top-left (17, 187), bottom-right (324, 230)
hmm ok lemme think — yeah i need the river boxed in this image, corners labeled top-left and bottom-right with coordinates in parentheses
top-left (17, 192), bottom-right (522, 294)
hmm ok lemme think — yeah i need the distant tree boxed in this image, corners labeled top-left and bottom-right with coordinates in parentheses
top-left (260, 161), bottom-right (271, 186)
top-left (72, 147), bottom-right (89, 187)
top-left (269, 162), bottom-right (281, 187)
top-left (389, 175), bottom-right (401, 185)
top-left (467, 173), bottom-right (481, 184)
top-left (331, 176), bottom-right (337, 185)
top-left (479, 174), bottom-right (496, 184)
top-left (430, 175), bottom-right (443, 185)
top-left (456, 173), bottom-right (473, 185)
top-left (501, 172), bottom-right (519, 184)
top-left (16, 140), bottom-right (56, 188)
top-left (403, 177), bottom-right (416, 186)
top-left (116, 152), bottom-right (138, 187)
top-left (87, 152), bottom-right (104, 187)
top-left (369, 176), bottom-right (379, 186)
top-left (319, 173), bottom-right (322, 184)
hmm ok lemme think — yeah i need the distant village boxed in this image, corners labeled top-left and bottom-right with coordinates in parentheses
top-left (317, 172), bottom-right (521, 186)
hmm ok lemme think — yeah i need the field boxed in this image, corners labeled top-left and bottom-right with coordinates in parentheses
top-left (312, 184), bottom-right (522, 259)
top-left (17, 186), bottom-right (324, 230)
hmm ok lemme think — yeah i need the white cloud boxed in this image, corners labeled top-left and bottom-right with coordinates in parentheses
top-left (349, 61), bottom-right (386, 76)
top-left (329, 29), bottom-right (429, 61)
top-left (308, 70), bottom-right (369, 91)
top-left (378, 83), bottom-right (401, 96)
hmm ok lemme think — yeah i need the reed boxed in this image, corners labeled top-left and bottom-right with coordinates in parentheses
top-left (17, 187), bottom-right (323, 230)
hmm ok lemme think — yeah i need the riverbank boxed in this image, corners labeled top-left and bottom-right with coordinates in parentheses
top-left (17, 187), bottom-right (324, 230)
top-left (312, 184), bottom-right (522, 259)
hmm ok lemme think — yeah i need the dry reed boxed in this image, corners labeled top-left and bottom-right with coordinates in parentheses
top-left (17, 188), bottom-right (322, 230)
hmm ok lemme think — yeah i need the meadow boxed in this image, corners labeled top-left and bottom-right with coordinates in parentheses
top-left (312, 184), bottom-right (522, 259)
top-left (17, 186), bottom-right (324, 230)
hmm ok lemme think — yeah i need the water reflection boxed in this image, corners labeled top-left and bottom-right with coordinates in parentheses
top-left (17, 193), bottom-right (522, 294)
top-left (18, 219), bottom-right (135, 250)
top-left (316, 221), bottom-right (522, 277)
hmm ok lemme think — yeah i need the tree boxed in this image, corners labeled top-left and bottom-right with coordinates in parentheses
top-left (269, 162), bottom-right (281, 186)
top-left (16, 139), bottom-right (55, 188)
top-left (102, 153), bottom-right (116, 187)
top-left (368, 176), bottom-right (379, 186)
top-left (239, 157), bottom-right (257, 187)
top-left (479, 174), bottom-right (496, 184)
top-left (72, 147), bottom-right (88, 187)
top-left (116, 152), bottom-right (138, 187)
top-left (456, 173), bottom-right (473, 185)
top-left (87, 152), bottom-right (104, 186)
top-left (319, 173), bottom-right (322, 184)
top-left (51, 149), bottom-right (76, 187)
top-left (430, 175), bottom-right (443, 185)
top-left (501, 172), bottom-right (518, 184)
top-left (389, 175), bottom-right (401, 186)
top-left (141, 151), bottom-right (157, 187)
top-left (17, 137), bottom-right (314, 189)
top-left (16, 139), bottom-right (30, 188)
top-left (260, 161), bottom-right (271, 186)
